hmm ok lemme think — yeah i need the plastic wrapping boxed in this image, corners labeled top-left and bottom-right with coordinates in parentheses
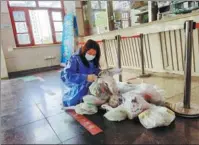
top-left (104, 82), bottom-right (165, 122)
top-left (134, 83), bottom-right (165, 105)
top-left (104, 105), bottom-right (127, 121)
top-left (75, 103), bottom-right (98, 115)
top-left (89, 68), bottom-right (122, 108)
top-left (89, 79), bottom-right (112, 102)
top-left (98, 68), bottom-right (122, 77)
top-left (83, 95), bottom-right (106, 106)
top-left (108, 94), bottom-right (123, 108)
top-left (122, 93), bottom-right (152, 120)
top-left (138, 105), bottom-right (175, 129)
top-left (117, 82), bottom-right (137, 94)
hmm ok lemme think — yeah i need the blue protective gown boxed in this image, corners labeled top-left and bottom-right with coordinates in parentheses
top-left (61, 51), bottom-right (100, 107)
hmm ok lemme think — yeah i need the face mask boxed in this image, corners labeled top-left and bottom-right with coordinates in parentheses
top-left (85, 53), bottom-right (96, 61)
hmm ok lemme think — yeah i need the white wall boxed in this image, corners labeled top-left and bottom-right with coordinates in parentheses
top-left (1, 1), bottom-right (76, 73)
top-left (1, 46), bottom-right (8, 78)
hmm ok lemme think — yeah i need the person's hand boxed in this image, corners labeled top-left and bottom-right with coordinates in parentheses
top-left (87, 74), bottom-right (97, 82)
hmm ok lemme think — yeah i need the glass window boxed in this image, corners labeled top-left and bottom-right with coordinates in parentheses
top-left (29, 10), bottom-right (53, 44)
top-left (55, 32), bottom-right (62, 42)
top-left (91, 1), bottom-right (107, 9)
top-left (54, 22), bottom-right (63, 32)
top-left (91, 1), bottom-right (100, 9)
top-left (13, 11), bottom-right (26, 21)
top-left (38, 1), bottom-right (61, 8)
top-left (15, 22), bottom-right (28, 33)
top-left (52, 12), bottom-right (62, 21)
top-left (17, 34), bottom-right (30, 44)
top-left (113, 1), bottom-right (131, 11)
top-left (9, 0), bottom-right (64, 47)
top-left (9, 1), bottom-right (36, 7)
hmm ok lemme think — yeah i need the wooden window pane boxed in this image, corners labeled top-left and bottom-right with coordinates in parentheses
top-left (54, 22), bottom-right (63, 32)
top-left (13, 11), bottom-right (26, 21)
top-left (17, 34), bottom-right (30, 44)
top-left (52, 12), bottom-right (62, 21)
top-left (15, 22), bottom-right (28, 33)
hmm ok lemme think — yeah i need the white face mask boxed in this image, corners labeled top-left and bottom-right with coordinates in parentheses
top-left (85, 53), bottom-right (96, 61)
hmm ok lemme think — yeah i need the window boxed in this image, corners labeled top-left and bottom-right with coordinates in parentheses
top-left (8, 0), bottom-right (64, 47)
top-left (91, 1), bottom-right (107, 10)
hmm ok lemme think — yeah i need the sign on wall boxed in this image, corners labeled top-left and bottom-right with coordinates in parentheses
top-left (95, 11), bottom-right (107, 27)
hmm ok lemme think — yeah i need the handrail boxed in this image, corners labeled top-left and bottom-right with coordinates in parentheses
top-left (78, 40), bottom-right (103, 45)
top-left (121, 34), bottom-right (141, 39)
top-left (78, 34), bottom-right (141, 45)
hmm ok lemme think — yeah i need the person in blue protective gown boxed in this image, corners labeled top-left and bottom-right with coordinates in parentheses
top-left (61, 39), bottom-right (101, 107)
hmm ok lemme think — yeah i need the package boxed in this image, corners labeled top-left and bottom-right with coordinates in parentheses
top-left (138, 105), bottom-right (175, 129)
top-left (104, 105), bottom-right (127, 122)
top-left (134, 83), bottom-right (165, 105)
top-left (122, 93), bottom-right (152, 120)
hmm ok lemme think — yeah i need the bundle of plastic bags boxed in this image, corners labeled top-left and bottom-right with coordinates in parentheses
top-left (138, 105), bottom-right (175, 129)
top-left (104, 93), bottom-right (152, 121)
top-left (134, 83), bottom-right (165, 105)
top-left (63, 68), bottom-right (123, 115)
top-left (63, 67), bottom-right (175, 129)
top-left (89, 68), bottom-right (122, 108)
top-left (103, 82), bottom-right (175, 129)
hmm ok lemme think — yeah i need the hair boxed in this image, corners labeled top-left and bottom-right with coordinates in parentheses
top-left (79, 39), bottom-right (101, 68)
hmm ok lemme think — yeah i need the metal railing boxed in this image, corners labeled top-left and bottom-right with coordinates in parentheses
top-left (166, 20), bottom-right (199, 118)
top-left (78, 33), bottom-right (152, 79)
top-left (78, 21), bottom-right (199, 118)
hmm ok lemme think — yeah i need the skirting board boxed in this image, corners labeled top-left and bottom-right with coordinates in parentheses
top-left (8, 65), bottom-right (62, 79)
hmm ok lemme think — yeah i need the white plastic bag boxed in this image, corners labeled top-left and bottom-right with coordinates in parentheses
top-left (75, 103), bottom-right (98, 115)
top-left (98, 68), bottom-right (122, 77)
top-left (104, 105), bottom-right (127, 122)
top-left (101, 75), bottom-right (119, 95)
top-left (83, 95), bottom-right (106, 106)
top-left (103, 92), bottom-right (152, 122)
top-left (108, 94), bottom-right (123, 108)
top-left (101, 103), bottom-right (113, 111)
top-left (89, 68), bottom-right (122, 108)
top-left (122, 93), bottom-right (152, 120)
top-left (135, 83), bottom-right (165, 105)
top-left (89, 77), bottom-right (113, 101)
top-left (117, 82), bottom-right (137, 94)
top-left (138, 105), bottom-right (175, 129)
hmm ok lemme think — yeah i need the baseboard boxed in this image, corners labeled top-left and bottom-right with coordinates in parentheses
top-left (8, 65), bottom-right (62, 79)
top-left (1, 77), bottom-right (9, 80)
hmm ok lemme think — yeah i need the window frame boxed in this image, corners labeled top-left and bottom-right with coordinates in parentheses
top-left (7, 0), bottom-right (65, 47)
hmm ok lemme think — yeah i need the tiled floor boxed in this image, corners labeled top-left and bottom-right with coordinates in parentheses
top-left (1, 69), bottom-right (199, 144)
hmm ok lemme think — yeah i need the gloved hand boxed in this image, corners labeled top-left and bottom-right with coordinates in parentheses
top-left (87, 74), bottom-right (97, 82)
